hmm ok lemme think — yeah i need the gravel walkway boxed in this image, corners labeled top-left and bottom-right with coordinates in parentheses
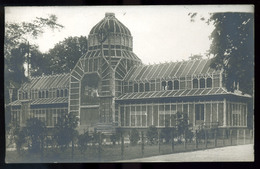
top-left (118, 144), bottom-right (254, 162)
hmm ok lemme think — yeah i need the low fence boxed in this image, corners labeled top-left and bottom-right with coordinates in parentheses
top-left (6, 128), bottom-right (254, 162)
top-left (115, 128), bottom-right (254, 161)
top-left (71, 128), bottom-right (253, 162)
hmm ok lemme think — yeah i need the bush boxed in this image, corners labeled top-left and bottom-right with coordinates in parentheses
top-left (110, 130), bottom-right (121, 145)
top-left (25, 118), bottom-right (46, 153)
top-left (146, 126), bottom-right (158, 144)
top-left (92, 131), bottom-right (105, 145)
top-left (54, 112), bottom-right (79, 151)
top-left (14, 128), bottom-right (26, 155)
top-left (129, 128), bottom-right (140, 146)
top-left (77, 131), bottom-right (92, 155)
top-left (160, 126), bottom-right (173, 143)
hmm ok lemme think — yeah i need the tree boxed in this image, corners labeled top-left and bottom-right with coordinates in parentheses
top-left (54, 112), bottom-right (79, 151)
top-left (77, 131), bottom-right (92, 156)
top-left (160, 126), bottom-right (172, 144)
top-left (176, 111), bottom-right (190, 143)
top-left (5, 15), bottom-right (63, 59)
top-left (29, 46), bottom-right (50, 77)
top-left (14, 128), bottom-right (27, 155)
top-left (5, 15), bottom-right (63, 102)
top-left (45, 36), bottom-right (88, 74)
top-left (10, 123), bottom-right (27, 155)
top-left (129, 128), bottom-right (140, 146)
top-left (209, 13), bottom-right (254, 95)
top-left (25, 118), bottom-right (46, 153)
top-left (189, 12), bottom-right (253, 95)
top-left (146, 125), bottom-right (158, 145)
top-left (92, 131), bottom-right (105, 145)
top-left (4, 43), bottom-right (29, 103)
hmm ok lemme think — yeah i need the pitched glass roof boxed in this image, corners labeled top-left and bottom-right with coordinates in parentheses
top-left (9, 97), bottom-right (68, 106)
top-left (124, 58), bottom-right (217, 81)
top-left (20, 73), bottom-right (70, 91)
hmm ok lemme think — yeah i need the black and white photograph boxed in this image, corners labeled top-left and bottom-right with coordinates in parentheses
top-left (4, 5), bottom-right (254, 163)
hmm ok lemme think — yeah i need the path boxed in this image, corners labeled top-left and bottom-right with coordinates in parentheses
top-left (118, 144), bottom-right (254, 162)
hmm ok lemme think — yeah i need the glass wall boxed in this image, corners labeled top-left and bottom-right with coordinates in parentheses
top-left (118, 100), bottom-right (247, 128)
top-left (30, 107), bottom-right (68, 127)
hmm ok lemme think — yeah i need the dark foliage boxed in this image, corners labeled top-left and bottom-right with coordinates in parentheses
top-left (5, 15), bottom-right (63, 103)
top-left (45, 36), bottom-right (88, 74)
top-left (146, 125), bottom-right (158, 144)
top-left (129, 128), bottom-right (140, 146)
top-left (25, 118), bottom-right (46, 153)
top-left (77, 131), bottom-right (92, 155)
top-left (209, 13), bottom-right (254, 95)
top-left (54, 112), bottom-right (79, 151)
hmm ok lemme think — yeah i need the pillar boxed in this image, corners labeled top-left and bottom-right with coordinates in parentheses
top-left (223, 98), bottom-right (227, 127)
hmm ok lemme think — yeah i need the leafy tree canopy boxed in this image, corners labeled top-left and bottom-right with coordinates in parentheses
top-left (5, 14), bottom-right (63, 60)
top-left (25, 118), bottom-right (46, 153)
top-left (146, 125), bottom-right (158, 144)
top-left (44, 36), bottom-right (88, 74)
top-left (5, 15), bottom-right (64, 102)
top-left (54, 112), bottom-right (79, 150)
top-left (189, 12), bottom-right (254, 95)
top-left (209, 13), bottom-right (253, 95)
top-left (129, 128), bottom-right (140, 146)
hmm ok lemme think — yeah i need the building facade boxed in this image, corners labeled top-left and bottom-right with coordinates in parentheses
top-left (9, 13), bottom-right (251, 134)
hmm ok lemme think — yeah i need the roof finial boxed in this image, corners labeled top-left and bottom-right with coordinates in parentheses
top-left (105, 12), bottom-right (115, 17)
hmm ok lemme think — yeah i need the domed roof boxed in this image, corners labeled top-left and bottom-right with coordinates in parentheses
top-left (89, 13), bottom-right (131, 36)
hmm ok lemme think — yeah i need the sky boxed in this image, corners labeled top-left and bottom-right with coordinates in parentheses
top-left (5, 5), bottom-right (254, 64)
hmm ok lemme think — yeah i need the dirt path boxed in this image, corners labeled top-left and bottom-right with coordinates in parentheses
top-left (118, 144), bottom-right (254, 162)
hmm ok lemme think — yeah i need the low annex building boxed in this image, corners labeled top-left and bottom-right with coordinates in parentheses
top-left (9, 13), bottom-right (251, 134)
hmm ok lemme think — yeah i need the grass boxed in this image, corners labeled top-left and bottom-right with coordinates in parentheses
top-left (6, 137), bottom-right (253, 163)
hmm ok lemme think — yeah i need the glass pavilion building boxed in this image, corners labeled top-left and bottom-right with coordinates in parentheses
top-left (8, 13), bottom-right (252, 134)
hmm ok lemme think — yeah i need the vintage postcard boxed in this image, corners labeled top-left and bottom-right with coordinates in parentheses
top-left (5, 5), bottom-right (254, 163)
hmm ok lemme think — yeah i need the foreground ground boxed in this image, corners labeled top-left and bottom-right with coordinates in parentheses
top-left (118, 144), bottom-right (254, 162)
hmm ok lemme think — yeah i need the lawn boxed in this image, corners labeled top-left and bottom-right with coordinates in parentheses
top-left (6, 136), bottom-right (253, 163)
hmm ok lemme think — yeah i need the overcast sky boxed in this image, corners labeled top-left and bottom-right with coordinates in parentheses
top-left (5, 5), bottom-right (253, 64)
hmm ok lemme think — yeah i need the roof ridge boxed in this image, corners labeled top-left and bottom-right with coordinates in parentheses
top-left (31, 72), bottom-right (70, 79)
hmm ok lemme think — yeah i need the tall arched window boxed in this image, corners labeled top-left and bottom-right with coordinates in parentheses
top-left (38, 91), bottom-right (41, 98)
top-left (134, 83), bottom-right (138, 92)
top-left (145, 82), bottom-right (150, 92)
top-left (60, 90), bottom-right (64, 97)
top-left (168, 81), bottom-right (173, 90)
top-left (65, 89), bottom-right (68, 97)
top-left (162, 81), bottom-right (167, 90)
top-left (174, 80), bottom-right (179, 90)
top-left (139, 83), bottom-right (144, 92)
top-left (193, 79), bottom-right (199, 89)
top-left (200, 78), bottom-right (205, 88)
top-left (206, 78), bottom-right (212, 88)
top-left (46, 91), bottom-right (49, 98)
top-left (42, 91), bottom-right (45, 98)
top-left (57, 90), bottom-right (60, 97)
